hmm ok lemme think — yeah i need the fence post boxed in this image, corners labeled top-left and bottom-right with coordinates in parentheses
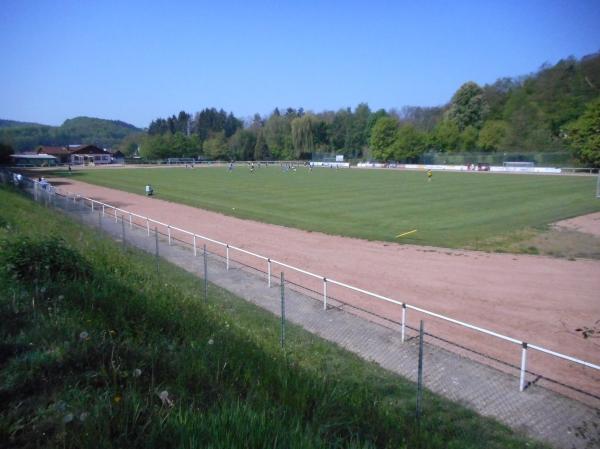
top-left (129, 213), bottom-right (132, 229)
top-left (401, 304), bottom-right (407, 343)
top-left (168, 225), bottom-right (171, 246)
top-left (519, 342), bottom-right (528, 392)
top-left (114, 207), bottom-right (118, 223)
top-left (102, 204), bottom-right (105, 217)
top-left (280, 272), bottom-right (285, 348)
top-left (416, 320), bottom-right (424, 420)
top-left (146, 218), bottom-right (150, 236)
top-left (193, 235), bottom-right (197, 256)
top-left (226, 245), bottom-right (230, 271)
top-left (121, 215), bottom-right (125, 246)
top-left (154, 227), bottom-right (159, 274)
top-left (91, 200), bottom-right (94, 212)
top-left (267, 258), bottom-right (271, 286)
top-left (203, 244), bottom-right (208, 302)
top-left (323, 277), bottom-right (327, 310)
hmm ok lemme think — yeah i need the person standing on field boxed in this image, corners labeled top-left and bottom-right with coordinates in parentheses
top-left (427, 169), bottom-right (432, 182)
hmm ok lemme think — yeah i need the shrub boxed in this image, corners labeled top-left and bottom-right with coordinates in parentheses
top-left (0, 236), bottom-right (92, 283)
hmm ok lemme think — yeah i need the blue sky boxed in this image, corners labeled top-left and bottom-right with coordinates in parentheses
top-left (1, 0), bottom-right (599, 128)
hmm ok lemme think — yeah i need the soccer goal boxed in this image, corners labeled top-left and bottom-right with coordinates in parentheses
top-left (503, 161), bottom-right (535, 168)
top-left (167, 157), bottom-right (196, 165)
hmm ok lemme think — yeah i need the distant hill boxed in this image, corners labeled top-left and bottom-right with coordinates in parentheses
top-left (0, 119), bottom-right (48, 129)
top-left (0, 116), bottom-right (143, 152)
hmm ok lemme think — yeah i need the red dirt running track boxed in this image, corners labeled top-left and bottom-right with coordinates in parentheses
top-left (55, 178), bottom-right (600, 403)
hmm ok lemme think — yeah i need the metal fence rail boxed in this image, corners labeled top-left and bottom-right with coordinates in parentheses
top-left (34, 179), bottom-right (600, 393)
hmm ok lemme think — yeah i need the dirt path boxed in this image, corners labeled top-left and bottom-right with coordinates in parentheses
top-left (554, 211), bottom-right (600, 237)
top-left (53, 177), bottom-right (600, 401)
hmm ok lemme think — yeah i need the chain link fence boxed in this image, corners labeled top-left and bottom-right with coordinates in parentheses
top-left (2, 168), bottom-right (599, 449)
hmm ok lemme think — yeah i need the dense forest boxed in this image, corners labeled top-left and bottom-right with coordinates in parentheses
top-left (2, 52), bottom-right (599, 165)
top-left (0, 117), bottom-right (142, 152)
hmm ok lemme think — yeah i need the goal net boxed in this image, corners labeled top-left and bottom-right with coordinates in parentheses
top-left (167, 158), bottom-right (196, 165)
top-left (503, 161), bottom-right (535, 168)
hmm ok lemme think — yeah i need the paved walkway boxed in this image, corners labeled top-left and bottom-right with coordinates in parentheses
top-left (60, 199), bottom-right (599, 449)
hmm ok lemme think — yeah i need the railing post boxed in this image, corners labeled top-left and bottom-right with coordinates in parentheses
top-left (416, 320), bottom-right (424, 420)
top-left (226, 245), bottom-right (230, 271)
top-left (193, 235), bottom-right (197, 256)
top-left (146, 218), bottom-right (150, 236)
top-left (203, 244), bottom-right (208, 302)
top-left (102, 204), bottom-right (105, 217)
top-left (155, 227), bottom-right (159, 274)
top-left (129, 213), bottom-right (132, 229)
top-left (323, 277), bottom-right (327, 310)
top-left (114, 207), bottom-right (118, 223)
top-left (520, 342), bottom-right (528, 392)
top-left (91, 200), bottom-right (94, 212)
top-left (168, 225), bottom-right (171, 245)
top-left (267, 258), bottom-right (271, 286)
top-left (401, 303), bottom-right (407, 342)
top-left (121, 215), bottom-right (126, 247)
top-left (280, 272), bottom-right (285, 348)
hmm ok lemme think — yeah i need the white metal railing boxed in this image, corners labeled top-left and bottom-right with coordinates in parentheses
top-left (26, 177), bottom-right (600, 393)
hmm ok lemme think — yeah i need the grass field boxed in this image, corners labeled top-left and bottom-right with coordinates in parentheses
top-left (59, 166), bottom-right (600, 249)
top-left (0, 186), bottom-right (549, 448)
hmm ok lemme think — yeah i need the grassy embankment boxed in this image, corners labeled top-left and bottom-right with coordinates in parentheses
top-left (0, 186), bottom-right (549, 448)
top-left (57, 167), bottom-right (600, 251)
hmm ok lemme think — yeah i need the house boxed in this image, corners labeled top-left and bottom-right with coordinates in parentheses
top-left (36, 145), bottom-right (113, 165)
top-left (36, 146), bottom-right (71, 164)
top-left (11, 153), bottom-right (58, 167)
top-left (68, 145), bottom-right (112, 165)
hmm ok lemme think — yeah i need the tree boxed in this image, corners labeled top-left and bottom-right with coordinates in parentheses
top-left (477, 120), bottom-right (508, 151)
top-left (118, 133), bottom-right (145, 156)
top-left (229, 129), bottom-right (257, 160)
top-left (398, 105), bottom-right (444, 131)
top-left (393, 124), bottom-right (426, 161)
top-left (460, 126), bottom-right (479, 151)
top-left (254, 130), bottom-right (269, 161)
top-left (139, 134), bottom-right (170, 159)
top-left (370, 116), bottom-right (399, 161)
top-left (203, 132), bottom-right (228, 160)
top-left (264, 114), bottom-right (293, 160)
top-left (291, 115), bottom-right (316, 158)
top-left (447, 81), bottom-right (489, 130)
top-left (432, 120), bottom-right (461, 152)
top-left (328, 108), bottom-right (350, 152)
top-left (366, 109), bottom-right (388, 139)
top-left (566, 98), bottom-right (600, 166)
top-left (345, 103), bottom-right (371, 157)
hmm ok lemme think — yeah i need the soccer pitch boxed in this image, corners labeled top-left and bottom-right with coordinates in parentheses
top-left (68, 166), bottom-right (600, 248)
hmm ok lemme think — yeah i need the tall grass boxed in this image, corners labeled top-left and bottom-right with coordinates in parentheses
top-left (0, 186), bottom-right (548, 448)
